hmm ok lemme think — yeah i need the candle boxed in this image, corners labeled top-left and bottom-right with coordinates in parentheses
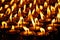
top-left (32, 9), bottom-right (35, 15)
top-left (40, 5), bottom-right (43, 10)
top-left (7, 25), bottom-right (20, 34)
top-left (40, 12), bottom-right (44, 20)
top-left (23, 4), bottom-right (26, 13)
top-left (47, 26), bottom-right (53, 31)
top-left (1, 21), bottom-right (8, 28)
top-left (33, 0), bottom-right (36, 5)
top-left (44, 2), bottom-right (48, 8)
top-left (20, 27), bottom-right (33, 36)
top-left (29, 3), bottom-right (32, 8)
top-left (10, 0), bottom-right (14, 5)
top-left (36, 4), bottom-right (39, 12)
top-left (37, 27), bottom-right (45, 36)
top-left (0, 7), bottom-right (3, 11)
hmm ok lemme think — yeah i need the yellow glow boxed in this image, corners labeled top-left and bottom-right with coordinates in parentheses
top-left (9, 14), bottom-right (12, 21)
top-left (1, 0), bottom-right (5, 3)
top-left (0, 7), bottom-right (3, 11)
top-left (23, 4), bottom-right (26, 12)
top-left (11, 25), bottom-right (15, 30)
top-left (20, 0), bottom-right (23, 5)
top-left (47, 27), bottom-right (52, 30)
top-left (57, 8), bottom-right (60, 18)
top-left (44, 2), bottom-right (47, 7)
top-left (23, 27), bottom-right (29, 31)
top-left (29, 3), bottom-right (32, 8)
top-left (5, 5), bottom-right (9, 9)
top-left (33, 0), bottom-right (36, 5)
top-left (40, 5), bottom-right (43, 10)
top-left (32, 9), bottom-right (35, 14)
top-left (14, 14), bottom-right (17, 18)
top-left (40, 27), bottom-right (45, 33)
top-left (36, 4), bottom-right (39, 12)
top-left (51, 6), bottom-right (55, 11)
top-left (0, 13), bottom-right (4, 17)
top-left (6, 8), bottom-right (11, 14)
top-left (40, 12), bottom-right (44, 20)
top-left (10, 0), bottom-right (14, 5)
top-left (52, 19), bottom-right (55, 24)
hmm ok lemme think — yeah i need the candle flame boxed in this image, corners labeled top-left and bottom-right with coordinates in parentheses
top-left (11, 3), bottom-right (16, 11)
top-left (11, 25), bottom-right (15, 30)
top-left (6, 8), bottom-right (11, 14)
top-left (44, 2), bottom-right (47, 7)
top-left (47, 6), bottom-right (51, 15)
top-left (29, 3), bottom-right (32, 8)
top-left (32, 9), bottom-right (35, 14)
top-left (47, 26), bottom-right (52, 30)
top-left (9, 14), bottom-right (12, 21)
top-left (0, 13), bottom-right (4, 17)
top-left (5, 5), bottom-right (9, 9)
top-left (1, 0), bottom-right (5, 3)
top-left (40, 12), bottom-right (44, 20)
top-left (36, 4), bottom-right (39, 12)
top-left (51, 6), bottom-right (55, 11)
top-left (23, 4), bottom-right (26, 12)
top-left (23, 27), bottom-right (29, 31)
top-left (10, 0), bottom-right (14, 5)
top-left (20, 0), bottom-right (23, 5)
top-left (52, 19), bottom-right (55, 24)
top-left (57, 8), bottom-right (60, 18)
top-left (2, 21), bottom-right (7, 28)
top-left (0, 7), bottom-right (3, 11)
top-left (33, 0), bottom-right (36, 5)
top-left (14, 14), bottom-right (17, 18)
top-left (40, 27), bottom-right (45, 33)
top-left (40, 5), bottom-right (43, 10)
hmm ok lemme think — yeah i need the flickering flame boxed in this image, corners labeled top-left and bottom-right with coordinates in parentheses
top-left (18, 8), bottom-right (21, 14)
top-left (6, 8), bottom-right (11, 14)
top-left (5, 5), bottom-right (9, 9)
top-left (20, 0), bottom-right (23, 5)
top-left (29, 3), bottom-right (32, 8)
top-left (0, 7), bottom-right (3, 11)
top-left (47, 26), bottom-right (52, 31)
top-left (9, 14), bottom-right (12, 21)
top-left (1, 0), bottom-right (5, 3)
top-left (55, 3), bottom-right (58, 8)
top-left (36, 4), bottom-right (39, 12)
top-left (14, 14), bottom-right (17, 18)
top-left (47, 6), bottom-right (51, 15)
top-left (11, 25), bottom-right (15, 30)
top-left (28, 10), bottom-right (31, 16)
top-left (0, 13), bottom-right (4, 17)
top-left (51, 6), bottom-right (55, 11)
top-left (35, 18), bottom-right (38, 23)
top-left (58, 0), bottom-right (60, 5)
top-left (2, 21), bottom-right (7, 28)
top-left (44, 2), bottom-right (47, 7)
top-left (40, 27), bottom-right (45, 33)
top-left (40, 5), bottom-right (43, 10)
top-left (51, 19), bottom-right (55, 24)
top-left (10, 0), bottom-right (14, 5)
top-left (57, 8), bottom-right (60, 18)
top-left (11, 3), bottom-right (16, 11)
top-left (40, 12), bottom-right (44, 20)
top-left (23, 27), bottom-right (29, 31)
top-left (23, 4), bottom-right (26, 12)
top-left (33, 0), bottom-right (36, 5)
top-left (32, 9), bottom-right (35, 14)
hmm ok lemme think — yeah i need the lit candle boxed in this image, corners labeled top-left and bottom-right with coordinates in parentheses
top-left (1, 0), bottom-right (5, 3)
top-left (18, 8), bottom-right (21, 17)
top-left (10, 0), bottom-right (14, 5)
top-left (33, 0), bottom-right (36, 5)
top-left (0, 13), bottom-right (4, 18)
top-left (1, 21), bottom-right (8, 28)
top-left (32, 9), bottom-right (35, 15)
top-left (39, 5), bottom-right (43, 10)
top-left (44, 2), bottom-right (48, 8)
top-left (4, 5), bottom-right (9, 9)
top-left (47, 26), bottom-right (53, 31)
top-left (37, 27), bottom-right (45, 36)
top-left (9, 13), bottom-right (12, 22)
top-left (20, 27), bottom-right (33, 36)
top-left (36, 4), bottom-right (39, 12)
top-left (0, 7), bottom-right (3, 11)
top-left (40, 12), bottom-right (44, 20)
top-left (29, 3), bottom-right (32, 8)
top-left (23, 4), bottom-right (26, 13)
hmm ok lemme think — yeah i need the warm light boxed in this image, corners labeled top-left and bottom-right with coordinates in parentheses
top-left (33, 0), bottom-right (36, 5)
top-left (10, 0), bottom-right (14, 5)
top-left (11, 25), bottom-right (15, 30)
top-left (28, 10), bottom-right (31, 16)
top-left (14, 14), bottom-right (17, 18)
top-left (35, 18), bottom-right (38, 23)
top-left (51, 6), bottom-right (55, 12)
top-left (1, 0), bottom-right (5, 3)
top-left (47, 6), bottom-right (51, 15)
top-left (57, 8), bottom-right (60, 18)
top-left (40, 5), bottom-right (43, 10)
top-left (40, 12), bottom-right (44, 20)
top-left (0, 7), bottom-right (3, 11)
top-left (52, 19), bottom-right (55, 24)
top-left (6, 8), bottom-right (11, 14)
top-left (23, 4), bottom-right (26, 12)
top-left (40, 27), bottom-right (45, 33)
top-left (23, 27), bottom-right (29, 31)
top-left (20, 0), bottom-right (23, 5)
top-left (11, 3), bottom-right (16, 11)
top-left (29, 3), bottom-right (32, 8)
top-left (32, 9), bottom-right (35, 14)
top-left (5, 5), bottom-right (9, 9)
top-left (36, 4), bottom-right (39, 12)
top-left (2, 21), bottom-right (7, 28)
top-left (47, 26), bottom-right (52, 31)
top-left (44, 2), bottom-right (48, 7)
top-left (9, 14), bottom-right (12, 21)
top-left (0, 13), bottom-right (4, 17)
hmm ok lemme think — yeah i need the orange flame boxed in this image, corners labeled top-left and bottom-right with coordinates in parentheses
top-left (0, 7), bottom-right (3, 11)
top-left (47, 26), bottom-right (52, 31)
top-left (40, 5), bottom-right (43, 10)
top-left (40, 27), bottom-right (45, 33)
top-left (29, 3), bottom-right (32, 8)
top-left (23, 4), bottom-right (26, 12)
top-left (23, 27), bottom-right (29, 31)
top-left (5, 5), bottom-right (9, 9)
top-left (11, 25), bottom-right (15, 30)
top-left (1, 0), bottom-right (5, 3)
top-left (9, 14), bottom-right (12, 21)
top-left (6, 8), bottom-right (11, 14)
top-left (44, 2), bottom-right (47, 7)
top-left (57, 8), bottom-right (60, 18)
top-left (10, 0), bottom-right (14, 5)
top-left (0, 13), bottom-right (4, 17)
top-left (40, 12), bottom-right (44, 20)
top-left (51, 19), bottom-right (55, 24)
top-left (32, 9), bottom-right (35, 14)
top-left (33, 0), bottom-right (36, 5)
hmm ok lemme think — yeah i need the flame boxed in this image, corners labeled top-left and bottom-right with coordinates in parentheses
top-left (11, 3), bottom-right (16, 11)
top-left (1, 0), bottom-right (5, 3)
top-left (11, 25), bottom-right (15, 30)
top-left (57, 8), bottom-right (60, 18)
top-left (6, 8), bottom-right (11, 14)
top-left (2, 21), bottom-right (7, 28)
top-left (40, 5), bottom-right (43, 10)
top-left (58, 0), bottom-right (60, 5)
top-left (23, 4), bottom-right (26, 12)
top-left (18, 8), bottom-right (21, 14)
top-left (14, 14), bottom-right (17, 18)
top-left (55, 3), bottom-right (58, 8)
top-left (29, 3), bottom-right (32, 8)
top-left (35, 18), bottom-right (38, 23)
top-left (51, 6), bottom-right (55, 11)
top-left (0, 7), bottom-right (3, 11)
top-left (0, 13), bottom-right (4, 17)
top-left (9, 14), bottom-right (12, 21)
top-left (23, 27), bottom-right (29, 31)
top-left (10, 0), bottom-right (14, 5)
top-left (47, 26), bottom-right (52, 30)
top-left (33, 0), bottom-right (36, 5)
top-left (40, 27), bottom-right (45, 33)
top-left (44, 2), bottom-right (47, 7)
top-left (20, 0), bottom-right (23, 5)
top-left (51, 19), bottom-right (55, 24)
top-left (40, 12), bottom-right (44, 20)
top-left (47, 6), bottom-right (51, 15)
top-left (5, 5), bottom-right (9, 9)
top-left (28, 10), bottom-right (31, 16)
top-left (32, 9), bottom-right (35, 14)
top-left (36, 4), bottom-right (39, 12)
